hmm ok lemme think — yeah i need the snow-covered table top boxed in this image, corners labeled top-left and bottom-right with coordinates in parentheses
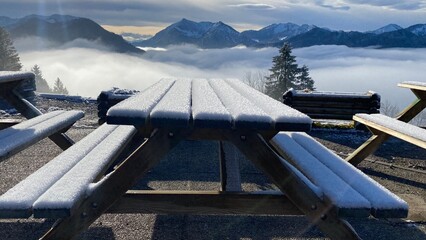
top-left (0, 71), bottom-right (35, 84)
top-left (107, 78), bottom-right (312, 131)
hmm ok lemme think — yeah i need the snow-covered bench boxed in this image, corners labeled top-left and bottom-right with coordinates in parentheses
top-left (0, 124), bottom-right (136, 218)
top-left (271, 132), bottom-right (408, 218)
top-left (0, 110), bottom-right (84, 162)
top-left (354, 114), bottom-right (426, 149)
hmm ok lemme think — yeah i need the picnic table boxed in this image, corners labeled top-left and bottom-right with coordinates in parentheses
top-left (0, 78), bottom-right (408, 239)
top-left (346, 81), bottom-right (426, 165)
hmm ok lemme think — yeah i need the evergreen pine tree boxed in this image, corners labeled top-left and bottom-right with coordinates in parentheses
top-left (0, 27), bottom-right (22, 71)
top-left (53, 78), bottom-right (69, 95)
top-left (31, 64), bottom-right (52, 92)
top-left (0, 27), bottom-right (36, 104)
top-left (265, 43), bottom-right (315, 100)
top-left (265, 43), bottom-right (299, 100)
top-left (296, 65), bottom-right (315, 91)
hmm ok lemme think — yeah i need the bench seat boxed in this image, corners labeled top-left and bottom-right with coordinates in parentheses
top-left (354, 113), bottom-right (426, 149)
top-left (271, 132), bottom-right (408, 218)
top-left (0, 124), bottom-right (136, 218)
top-left (0, 110), bottom-right (84, 162)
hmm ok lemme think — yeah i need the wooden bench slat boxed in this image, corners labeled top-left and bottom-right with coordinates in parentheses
top-left (33, 125), bottom-right (136, 218)
top-left (354, 113), bottom-right (426, 149)
top-left (150, 78), bottom-right (192, 128)
top-left (191, 79), bottom-right (232, 128)
top-left (0, 124), bottom-right (121, 218)
top-left (225, 79), bottom-right (312, 131)
top-left (0, 110), bottom-right (84, 161)
top-left (288, 132), bottom-right (409, 218)
top-left (106, 79), bottom-right (175, 126)
top-left (271, 133), bottom-right (372, 217)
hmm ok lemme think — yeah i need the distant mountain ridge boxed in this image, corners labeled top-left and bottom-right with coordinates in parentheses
top-left (0, 14), bottom-right (144, 54)
top-left (134, 18), bottom-right (256, 48)
top-left (135, 19), bottom-right (426, 49)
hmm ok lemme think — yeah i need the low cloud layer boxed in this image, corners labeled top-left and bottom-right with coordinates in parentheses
top-left (18, 41), bottom-right (426, 109)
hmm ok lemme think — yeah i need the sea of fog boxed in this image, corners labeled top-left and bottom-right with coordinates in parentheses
top-left (18, 42), bottom-right (426, 110)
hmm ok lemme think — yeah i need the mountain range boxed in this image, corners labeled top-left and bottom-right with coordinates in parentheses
top-left (135, 19), bottom-right (426, 49)
top-left (1, 14), bottom-right (426, 50)
top-left (0, 14), bottom-right (144, 54)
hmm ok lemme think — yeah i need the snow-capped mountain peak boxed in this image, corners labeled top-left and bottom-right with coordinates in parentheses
top-left (369, 24), bottom-right (403, 34)
top-left (407, 24), bottom-right (426, 36)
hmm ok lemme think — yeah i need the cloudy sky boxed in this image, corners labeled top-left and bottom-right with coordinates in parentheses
top-left (1, 0), bottom-right (426, 34)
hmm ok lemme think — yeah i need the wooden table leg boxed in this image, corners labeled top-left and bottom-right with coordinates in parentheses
top-left (225, 131), bottom-right (360, 240)
top-left (40, 128), bottom-right (183, 240)
top-left (219, 141), bottom-right (242, 192)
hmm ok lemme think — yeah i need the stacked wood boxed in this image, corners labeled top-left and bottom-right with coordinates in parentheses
top-left (97, 88), bottom-right (139, 125)
top-left (283, 89), bottom-right (380, 120)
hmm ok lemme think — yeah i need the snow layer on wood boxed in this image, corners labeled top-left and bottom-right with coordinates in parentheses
top-left (357, 113), bottom-right (426, 142)
top-left (33, 125), bottom-right (136, 211)
top-left (0, 110), bottom-right (84, 160)
top-left (289, 132), bottom-right (408, 211)
top-left (280, 156), bottom-right (323, 198)
top-left (0, 124), bottom-right (117, 211)
top-left (209, 79), bottom-right (272, 128)
top-left (286, 88), bottom-right (376, 98)
top-left (225, 79), bottom-right (312, 125)
top-left (0, 71), bottom-right (35, 83)
top-left (400, 81), bottom-right (426, 87)
top-left (399, 81), bottom-right (426, 91)
top-left (192, 79), bottom-right (231, 122)
top-left (0, 111), bottom-right (63, 140)
top-left (150, 78), bottom-right (192, 125)
top-left (107, 79), bottom-right (175, 121)
top-left (272, 133), bottom-right (371, 208)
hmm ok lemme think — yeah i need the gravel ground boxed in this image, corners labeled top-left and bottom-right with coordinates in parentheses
top-left (0, 98), bottom-right (425, 239)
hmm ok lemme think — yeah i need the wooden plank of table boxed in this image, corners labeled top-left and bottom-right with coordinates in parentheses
top-left (223, 79), bottom-right (312, 132)
top-left (192, 79), bottom-right (232, 129)
top-left (107, 190), bottom-right (303, 216)
top-left (150, 79), bottom-right (192, 128)
top-left (106, 79), bottom-right (175, 127)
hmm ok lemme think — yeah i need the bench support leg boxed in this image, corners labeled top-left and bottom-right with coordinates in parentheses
top-left (225, 131), bottom-right (360, 240)
top-left (345, 132), bottom-right (389, 166)
top-left (40, 128), bottom-right (183, 240)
